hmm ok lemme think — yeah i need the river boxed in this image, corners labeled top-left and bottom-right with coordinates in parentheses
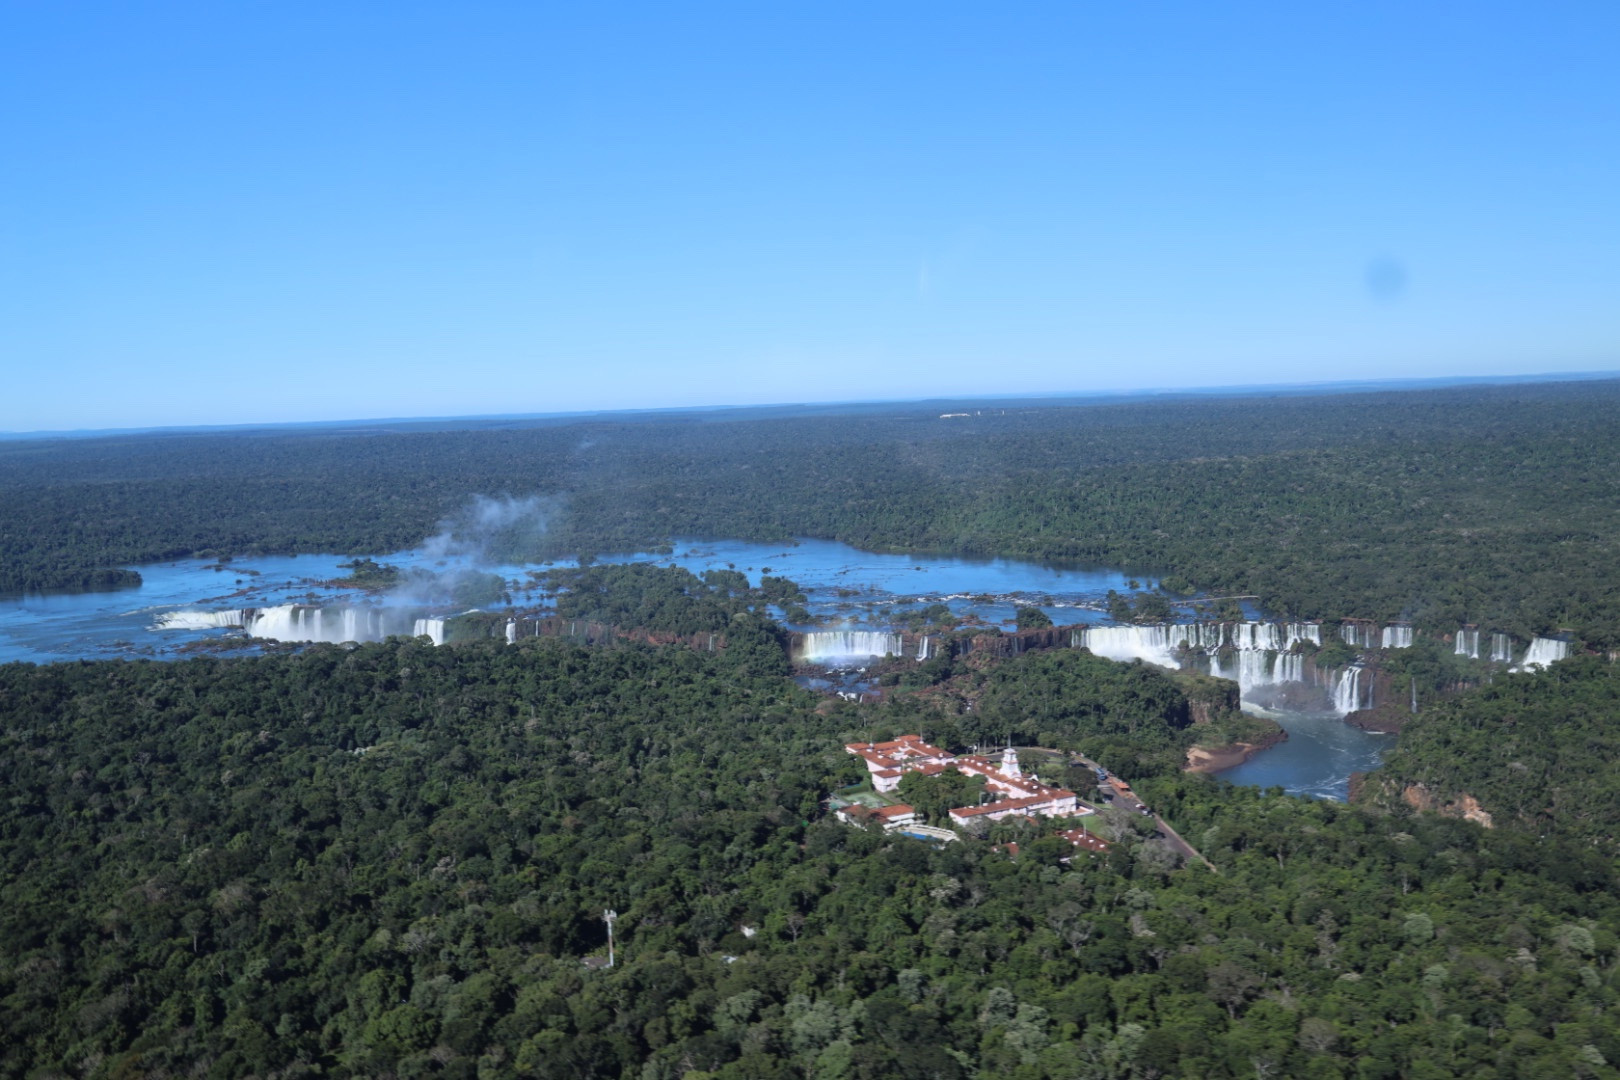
top-left (0, 537), bottom-right (1391, 799)
top-left (1216, 708), bottom-right (1396, 801)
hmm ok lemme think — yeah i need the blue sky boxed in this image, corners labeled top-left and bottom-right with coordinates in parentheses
top-left (2, 2), bottom-right (1616, 432)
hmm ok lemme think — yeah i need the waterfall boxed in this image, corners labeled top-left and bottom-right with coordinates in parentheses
top-left (1332, 667), bottom-right (1367, 714)
top-left (336, 607), bottom-right (391, 644)
top-left (1070, 622), bottom-right (1318, 696)
top-left (1285, 622), bottom-right (1322, 648)
top-left (1214, 649), bottom-right (1277, 688)
top-left (1071, 625), bottom-right (1182, 667)
top-left (1490, 633), bottom-right (1514, 663)
top-left (1211, 648), bottom-right (1306, 694)
top-left (917, 635), bottom-right (930, 661)
top-left (159, 603), bottom-right (470, 647)
top-left (155, 609), bottom-right (246, 630)
top-left (243, 604), bottom-right (307, 640)
top-left (1231, 622), bottom-right (1283, 651)
top-left (1381, 625), bottom-right (1414, 649)
top-left (798, 630), bottom-right (902, 662)
top-left (505, 620), bottom-right (517, 645)
top-left (1340, 623), bottom-right (1360, 646)
top-left (1454, 628), bottom-right (1480, 659)
top-left (1171, 623), bottom-right (1226, 650)
top-left (1516, 637), bottom-right (1570, 671)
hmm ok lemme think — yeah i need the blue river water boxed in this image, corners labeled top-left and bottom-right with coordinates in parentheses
top-left (1216, 708), bottom-right (1396, 801)
top-left (0, 537), bottom-right (1389, 799)
top-left (0, 538), bottom-right (1137, 666)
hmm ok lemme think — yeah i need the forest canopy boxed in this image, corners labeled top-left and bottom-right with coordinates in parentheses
top-left (4, 636), bottom-right (1620, 1078)
top-left (4, 379), bottom-right (1620, 643)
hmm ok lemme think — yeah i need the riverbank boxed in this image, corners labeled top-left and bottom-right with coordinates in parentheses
top-left (1185, 725), bottom-right (1289, 773)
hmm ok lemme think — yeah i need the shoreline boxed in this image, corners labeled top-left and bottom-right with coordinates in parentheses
top-left (1185, 727), bottom-right (1290, 773)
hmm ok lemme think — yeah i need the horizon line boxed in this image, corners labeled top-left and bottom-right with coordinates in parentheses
top-left (6, 368), bottom-right (1618, 441)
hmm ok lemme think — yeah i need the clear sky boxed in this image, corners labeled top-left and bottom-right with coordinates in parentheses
top-left (2, 2), bottom-right (1616, 432)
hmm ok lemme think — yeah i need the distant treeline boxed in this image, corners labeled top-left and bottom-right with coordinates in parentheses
top-left (4, 380), bottom-right (1620, 643)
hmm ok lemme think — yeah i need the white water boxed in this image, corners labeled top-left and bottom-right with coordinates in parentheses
top-left (247, 605), bottom-right (325, 642)
top-left (1172, 623), bottom-right (1226, 650)
top-left (1068, 621), bottom-right (1327, 703)
top-left (505, 619), bottom-right (517, 645)
top-left (1340, 623), bottom-right (1362, 646)
top-left (798, 630), bottom-right (903, 662)
top-left (1286, 621), bottom-right (1323, 647)
top-left (1229, 622), bottom-right (1282, 651)
top-left (154, 602), bottom-right (448, 645)
top-left (1070, 625), bottom-right (1182, 667)
top-left (244, 605), bottom-right (381, 644)
top-left (917, 635), bottom-right (930, 661)
top-left (1516, 637), bottom-right (1570, 670)
top-left (1210, 648), bottom-right (1307, 693)
top-left (1226, 621), bottom-right (1319, 651)
top-left (1491, 633), bottom-right (1514, 663)
top-left (1454, 628), bottom-right (1480, 659)
top-left (412, 618), bottom-right (447, 647)
top-left (1331, 666), bottom-right (1367, 715)
top-left (1381, 624), bottom-right (1414, 649)
top-left (158, 610), bottom-right (246, 630)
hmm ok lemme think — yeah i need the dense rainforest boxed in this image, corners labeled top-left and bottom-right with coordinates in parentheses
top-left (6, 380), bottom-right (1620, 1078)
top-left (4, 379), bottom-right (1620, 644)
top-left (1360, 656), bottom-right (1620, 852)
top-left (5, 637), bottom-right (1620, 1080)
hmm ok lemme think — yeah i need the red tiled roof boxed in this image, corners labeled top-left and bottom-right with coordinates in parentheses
top-left (949, 794), bottom-right (1052, 818)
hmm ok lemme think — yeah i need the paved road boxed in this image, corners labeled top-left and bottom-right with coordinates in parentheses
top-left (1068, 753), bottom-right (1220, 874)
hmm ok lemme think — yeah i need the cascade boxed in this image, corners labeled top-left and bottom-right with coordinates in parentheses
top-left (798, 630), bottom-right (902, 662)
top-left (1214, 649), bottom-right (1278, 689)
top-left (1332, 667), bottom-right (1367, 714)
top-left (505, 620), bottom-right (517, 645)
top-left (243, 604), bottom-right (306, 641)
top-left (1340, 623), bottom-right (1361, 646)
top-left (1231, 622), bottom-right (1283, 651)
top-left (335, 607), bottom-right (390, 644)
top-left (917, 635), bottom-right (930, 661)
top-left (1284, 622), bottom-right (1322, 648)
top-left (1490, 634), bottom-right (1514, 663)
top-left (1171, 622), bottom-right (1225, 651)
top-left (1211, 648), bottom-right (1306, 694)
top-left (413, 618), bottom-right (446, 646)
top-left (1071, 625), bottom-right (1181, 667)
top-left (156, 609), bottom-right (246, 630)
top-left (202, 603), bottom-right (399, 644)
top-left (1454, 628), bottom-right (1480, 659)
top-left (1381, 625), bottom-right (1414, 649)
top-left (1516, 637), bottom-right (1570, 670)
